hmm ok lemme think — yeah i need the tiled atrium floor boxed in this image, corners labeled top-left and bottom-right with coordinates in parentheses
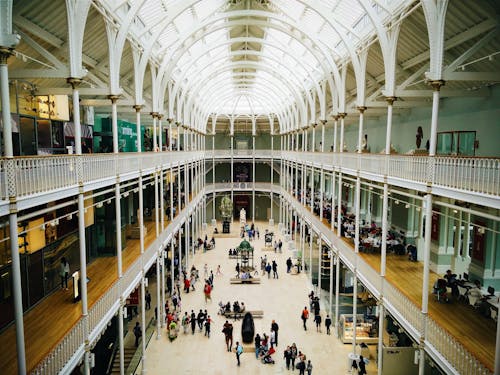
top-left (145, 221), bottom-right (377, 374)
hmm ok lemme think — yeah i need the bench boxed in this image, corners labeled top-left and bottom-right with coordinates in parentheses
top-left (230, 277), bottom-right (261, 284)
top-left (228, 255), bottom-right (238, 259)
top-left (224, 310), bottom-right (264, 320)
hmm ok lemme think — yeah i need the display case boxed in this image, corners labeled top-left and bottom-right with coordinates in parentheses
top-left (339, 314), bottom-right (378, 344)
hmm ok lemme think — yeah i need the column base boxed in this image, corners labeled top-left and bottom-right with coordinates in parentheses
top-left (269, 218), bottom-right (274, 227)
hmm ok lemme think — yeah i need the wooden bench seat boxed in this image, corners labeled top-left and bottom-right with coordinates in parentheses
top-left (224, 310), bottom-right (264, 319)
top-left (228, 255), bottom-right (238, 259)
top-left (230, 277), bottom-right (261, 284)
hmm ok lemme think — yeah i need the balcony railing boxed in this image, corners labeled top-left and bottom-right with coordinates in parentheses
top-left (0, 151), bottom-right (497, 212)
top-left (0, 151), bottom-right (202, 203)
top-left (282, 151), bottom-right (500, 197)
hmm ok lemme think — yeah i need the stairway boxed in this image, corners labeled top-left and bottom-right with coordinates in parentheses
top-left (109, 347), bottom-right (136, 375)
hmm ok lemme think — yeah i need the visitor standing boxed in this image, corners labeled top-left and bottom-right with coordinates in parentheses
top-left (197, 309), bottom-right (205, 331)
top-left (283, 346), bottom-right (292, 370)
top-left (265, 263), bottom-right (272, 278)
top-left (271, 320), bottom-right (279, 346)
top-left (272, 260), bottom-right (278, 279)
top-left (235, 341), bottom-right (243, 366)
top-left (358, 355), bottom-right (367, 375)
top-left (306, 360), bottom-right (313, 375)
top-left (145, 290), bottom-right (151, 310)
top-left (60, 257), bottom-right (70, 290)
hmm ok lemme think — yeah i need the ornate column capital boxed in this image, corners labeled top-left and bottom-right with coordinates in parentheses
top-left (385, 96), bottom-right (397, 105)
top-left (0, 47), bottom-right (15, 64)
top-left (133, 104), bottom-right (142, 112)
top-left (150, 112), bottom-right (159, 119)
top-left (108, 95), bottom-right (121, 103)
top-left (167, 117), bottom-right (173, 123)
top-left (429, 79), bottom-right (445, 91)
top-left (66, 77), bottom-right (82, 89)
top-left (338, 112), bottom-right (347, 119)
top-left (357, 106), bottom-right (367, 114)
top-left (320, 119), bottom-right (327, 125)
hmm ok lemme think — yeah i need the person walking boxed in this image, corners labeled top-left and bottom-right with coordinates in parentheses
top-left (223, 321), bottom-right (234, 352)
top-left (283, 346), bottom-right (292, 370)
top-left (306, 360), bottom-right (313, 375)
top-left (325, 314), bottom-right (332, 335)
top-left (235, 341), bottom-right (243, 366)
top-left (190, 310), bottom-right (197, 334)
top-left (272, 260), bottom-right (278, 279)
top-left (60, 257), bottom-right (70, 290)
top-left (204, 315), bottom-right (212, 337)
top-left (204, 281), bottom-right (212, 303)
top-left (290, 343), bottom-right (298, 370)
top-left (133, 322), bottom-right (141, 347)
top-left (216, 264), bottom-right (222, 276)
top-left (235, 262), bottom-right (240, 278)
top-left (314, 312), bottom-right (322, 332)
top-left (197, 309), bottom-right (205, 331)
top-left (301, 306), bottom-right (309, 330)
top-left (145, 290), bottom-right (151, 310)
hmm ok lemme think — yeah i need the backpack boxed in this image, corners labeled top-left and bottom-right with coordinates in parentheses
top-left (237, 345), bottom-right (243, 354)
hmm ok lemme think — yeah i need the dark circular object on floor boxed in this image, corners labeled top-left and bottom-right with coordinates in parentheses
top-left (241, 312), bottom-right (255, 343)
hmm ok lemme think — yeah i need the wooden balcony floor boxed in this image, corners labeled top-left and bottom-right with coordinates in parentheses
top-left (319, 212), bottom-right (496, 371)
top-left (0, 215), bottom-right (171, 375)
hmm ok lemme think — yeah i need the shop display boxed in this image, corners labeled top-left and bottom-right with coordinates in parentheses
top-left (339, 314), bottom-right (378, 344)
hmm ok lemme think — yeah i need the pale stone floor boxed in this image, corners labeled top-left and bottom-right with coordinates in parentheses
top-left (145, 222), bottom-right (377, 375)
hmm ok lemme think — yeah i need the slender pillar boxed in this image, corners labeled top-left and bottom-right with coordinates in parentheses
top-left (339, 113), bottom-right (346, 153)
top-left (158, 115), bottom-right (163, 152)
top-left (252, 135), bottom-right (255, 221)
top-left (68, 78), bottom-right (83, 154)
top-left (134, 105), bottom-right (142, 152)
top-left (337, 173), bottom-right (342, 237)
top-left (331, 172), bottom-right (336, 232)
top-left (377, 302), bottom-right (385, 375)
top-left (1, 50), bottom-right (14, 157)
top-left (176, 123), bottom-right (180, 151)
top-left (311, 124), bottom-right (316, 152)
top-left (317, 237), bottom-right (322, 297)
top-left (2, 48), bottom-right (27, 374)
top-left (161, 247), bottom-right (165, 328)
top-left (109, 95), bottom-right (120, 153)
top-left (357, 106), bottom-right (366, 154)
top-left (354, 178), bottom-right (361, 252)
top-left (334, 256), bottom-right (340, 334)
top-left (310, 167), bottom-right (314, 213)
top-left (151, 112), bottom-right (158, 151)
top-left (328, 248), bottom-right (333, 316)
top-left (352, 273), bottom-right (358, 354)
top-left (154, 170), bottom-right (159, 237)
top-left (156, 253), bottom-right (161, 339)
top-left (428, 81), bottom-right (445, 156)
top-left (333, 115), bottom-right (338, 153)
top-left (385, 97), bottom-right (396, 154)
top-left (78, 192), bottom-right (90, 375)
top-left (320, 120), bottom-right (326, 152)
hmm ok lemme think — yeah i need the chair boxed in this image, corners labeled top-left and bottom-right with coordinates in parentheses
top-left (457, 285), bottom-right (469, 302)
top-left (468, 292), bottom-right (481, 308)
top-left (490, 307), bottom-right (498, 321)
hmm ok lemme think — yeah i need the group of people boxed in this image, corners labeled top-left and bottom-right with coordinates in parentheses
top-left (241, 223), bottom-right (259, 240)
top-left (300, 292), bottom-right (332, 335)
top-left (218, 300), bottom-right (246, 315)
top-left (283, 343), bottom-right (313, 374)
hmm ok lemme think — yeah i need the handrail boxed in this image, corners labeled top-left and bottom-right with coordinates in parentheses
top-left (0, 151), bottom-right (497, 211)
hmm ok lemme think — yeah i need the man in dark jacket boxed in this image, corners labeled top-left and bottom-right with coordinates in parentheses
top-left (271, 320), bottom-right (279, 346)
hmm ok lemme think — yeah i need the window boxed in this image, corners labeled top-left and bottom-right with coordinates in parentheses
top-left (437, 131), bottom-right (476, 156)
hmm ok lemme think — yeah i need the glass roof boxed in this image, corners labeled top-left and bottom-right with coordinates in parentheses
top-left (111, 0), bottom-right (406, 124)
